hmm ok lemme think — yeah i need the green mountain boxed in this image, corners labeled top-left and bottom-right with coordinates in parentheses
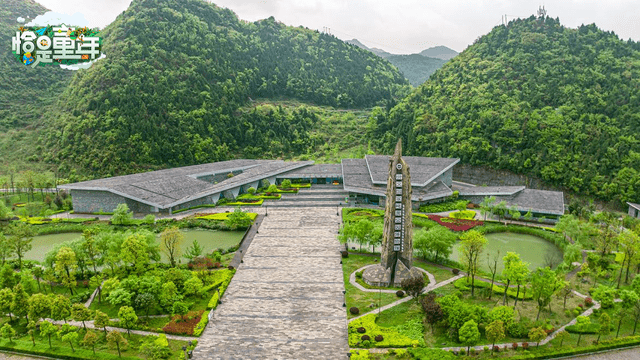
top-left (370, 16), bottom-right (640, 206)
top-left (345, 39), bottom-right (449, 86)
top-left (385, 54), bottom-right (446, 86)
top-left (419, 45), bottom-right (458, 60)
top-left (43, 0), bottom-right (408, 176)
top-left (0, 0), bottom-right (72, 130)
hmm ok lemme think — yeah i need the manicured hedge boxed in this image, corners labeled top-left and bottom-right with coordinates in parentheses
top-left (419, 200), bottom-right (469, 213)
top-left (205, 269), bottom-right (235, 310)
top-left (509, 335), bottom-right (640, 359)
top-left (193, 312), bottom-right (209, 336)
top-left (173, 204), bottom-right (217, 214)
top-left (196, 212), bottom-right (258, 221)
top-left (454, 278), bottom-right (533, 300)
top-left (449, 210), bottom-right (476, 220)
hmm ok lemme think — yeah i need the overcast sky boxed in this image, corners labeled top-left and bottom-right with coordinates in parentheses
top-left (34, 0), bottom-right (640, 53)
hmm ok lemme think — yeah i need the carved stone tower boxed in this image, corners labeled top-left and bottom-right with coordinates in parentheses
top-left (363, 139), bottom-right (422, 287)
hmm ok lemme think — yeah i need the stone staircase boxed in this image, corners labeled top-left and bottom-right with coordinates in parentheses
top-left (265, 184), bottom-right (349, 207)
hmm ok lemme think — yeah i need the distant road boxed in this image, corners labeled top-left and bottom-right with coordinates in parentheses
top-left (571, 347), bottom-right (640, 359)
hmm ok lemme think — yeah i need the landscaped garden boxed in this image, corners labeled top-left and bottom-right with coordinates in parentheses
top-left (340, 201), bottom-right (640, 359)
top-left (0, 196), bottom-right (255, 359)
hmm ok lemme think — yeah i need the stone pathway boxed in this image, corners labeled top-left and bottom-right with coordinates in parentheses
top-left (348, 274), bottom-right (464, 323)
top-left (193, 207), bottom-right (348, 359)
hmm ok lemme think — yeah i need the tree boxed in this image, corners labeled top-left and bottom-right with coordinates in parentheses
top-left (82, 331), bottom-right (98, 354)
top-left (414, 226), bottom-right (457, 262)
top-left (0, 323), bottom-right (15, 343)
top-left (420, 293), bottom-right (443, 333)
top-left (485, 320), bottom-right (505, 353)
top-left (492, 201), bottom-right (508, 223)
top-left (27, 320), bottom-right (36, 346)
top-left (107, 330), bottom-right (128, 357)
top-left (71, 303), bottom-right (92, 330)
top-left (400, 276), bottom-right (425, 299)
top-left (8, 222), bottom-right (34, 269)
top-left (50, 294), bottom-right (71, 322)
top-left (592, 285), bottom-right (616, 309)
top-left (108, 288), bottom-right (133, 308)
top-left (121, 233), bottom-right (150, 274)
top-left (267, 184), bottom-right (278, 193)
top-left (353, 218), bottom-right (374, 252)
top-left (172, 302), bottom-right (189, 321)
top-left (140, 334), bottom-right (171, 359)
top-left (486, 251), bottom-right (500, 300)
top-left (0, 233), bottom-right (14, 266)
top-left (11, 283), bottom-right (29, 323)
top-left (529, 327), bottom-right (547, 347)
top-left (563, 243), bottom-right (582, 266)
top-left (556, 329), bottom-right (570, 347)
top-left (531, 267), bottom-right (560, 321)
top-left (183, 240), bottom-right (203, 260)
top-left (39, 320), bottom-right (57, 348)
top-left (111, 203), bottom-right (133, 225)
top-left (0, 201), bottom-right (11, 220)
top-left (134, 292), bottom-right (156, 318)
top-left (160, 227), bottom-right (183, 268)
top-left (460, 230), bottom-right (487, 297)
top-left (54, 246), bottom-right (78, 295)
top-left (509, 206), bottom-right (521, 222)
top-left (183, 276), bottom-right (204, 297)
top-left (118, 306), bottom-right (138, 337)
top-left (557, 281), bottom-right (574, 310)
top-left (81, 229), bottom-right (102, 274)
top-left (28, 293), bottom-right (51, 321)
top-left (575, 316), bottom-right (591, 346)
top-left (94, 310), bottom-right (110, 334)
top-left (597, 312), bottom-right (611, 343)
top-left (61, 331), bottom-right (79, 352)
top-left (618, 230), bottom-right (640, 287)
top-left (479, 196), bottom-right (495, 221)
top-left (89, 274), bottom-right (104, 304)
top-left (458, 319), bottom-right (480, 354)
top-left (510, 258), bottom-right (530, 307)
top-left (616, 308), bottom-right (627, 338)
top-left (0, 288), bottom-right (13, 321)
top-left (159, 282), bottom-right (181, 311)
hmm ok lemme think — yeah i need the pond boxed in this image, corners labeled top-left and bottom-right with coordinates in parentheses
top-left (450, 232), bottom-right (563, 272)
top-left (27, 229), bottom-right (246, 263)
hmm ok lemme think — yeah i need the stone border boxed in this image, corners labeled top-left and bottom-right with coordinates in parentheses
top-left (349, 264), bottom-right (436, 294)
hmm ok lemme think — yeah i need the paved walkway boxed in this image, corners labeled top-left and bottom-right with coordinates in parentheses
top-left (193, 207), bottom-right (348, 359)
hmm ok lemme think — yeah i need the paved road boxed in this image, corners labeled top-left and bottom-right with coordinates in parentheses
top-left (572, 347), bottom-right (640, 359)
top-left (193, 207), bottom-right (348, 359)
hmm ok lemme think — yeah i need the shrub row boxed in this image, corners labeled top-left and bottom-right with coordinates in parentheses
top-left (454, 278), bottom-right (533, 300)
top-left (509, 335), bottom-right (640, 359)
top-left (193, 312), bottom-right (209, 336)
top-left (419, 200), bottom-right (469, 213)
top-left (205, 269), bottom-right (235, 310)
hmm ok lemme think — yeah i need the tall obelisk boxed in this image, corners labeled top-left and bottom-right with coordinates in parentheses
top-left (363, 139), bottom-right (422, 287)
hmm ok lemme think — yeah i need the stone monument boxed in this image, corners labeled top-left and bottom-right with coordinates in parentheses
top-left (363, 139), bottom-right (422, 287)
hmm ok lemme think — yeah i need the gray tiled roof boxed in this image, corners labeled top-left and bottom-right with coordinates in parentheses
top-left (60, 159), bottom-right (312, 209)
top-left (277, 164), bottom-right (342, 179)
top-left (456, 186), bottom-right (525, 196)
top-left (342, 159), bottom-right (453, 201)
top-left (628, 202), bottom-right (640, 211)
top-left (504, 189), bottom-right (565, 216)
top-left (365, 155), bottom-right (459, 186)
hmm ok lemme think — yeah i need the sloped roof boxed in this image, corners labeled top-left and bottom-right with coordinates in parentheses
top-left (628, 202), bottom-right (640, 211)
top-left (276, 164), bottom-right (342, 179)
top-left (342, 158), bottom-right (453, 201)
top-left (456, 186), bottom-right (525, 196)
top-left (365, 155), bottom-right (459, 187)
top-left (504, 189), bottom-right (565, 216)
top-left (60, 159), bottom-right (312, 209)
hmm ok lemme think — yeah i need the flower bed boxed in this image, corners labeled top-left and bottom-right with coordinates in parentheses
top-left (427, 214), bottom-right (483, 231)
top-left (195, 212), bottom-right (258, 221)
top-left (162, 310), bottom-right (205, 336)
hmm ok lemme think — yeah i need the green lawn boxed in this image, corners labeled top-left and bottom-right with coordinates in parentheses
top-left (342, 254), bottom-right (400, 319)
top-left (0, 319), bottom-right (191, 360)
top-left (413, 260), bottom-right (456, 283)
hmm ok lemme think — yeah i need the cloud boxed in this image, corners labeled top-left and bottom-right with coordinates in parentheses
top-left (25, 11), bottom-right (89, 28)
top-left (16, 17), bottom-right (25, 23)
top-left (59, 53), bottom-right (106, 71)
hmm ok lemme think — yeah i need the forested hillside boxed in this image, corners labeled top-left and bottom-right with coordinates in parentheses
top-left (370, 16), bottom-right (640, 206)
top-left (43, 0), bottom-right (408, 176)
top-left (385, 54), bottom-right (446, 86)
top-left (0, 0), bottom-right (72, 130)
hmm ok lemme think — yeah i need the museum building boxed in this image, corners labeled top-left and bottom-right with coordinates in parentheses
top-left (59, 156), bottom-right (564, 217)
